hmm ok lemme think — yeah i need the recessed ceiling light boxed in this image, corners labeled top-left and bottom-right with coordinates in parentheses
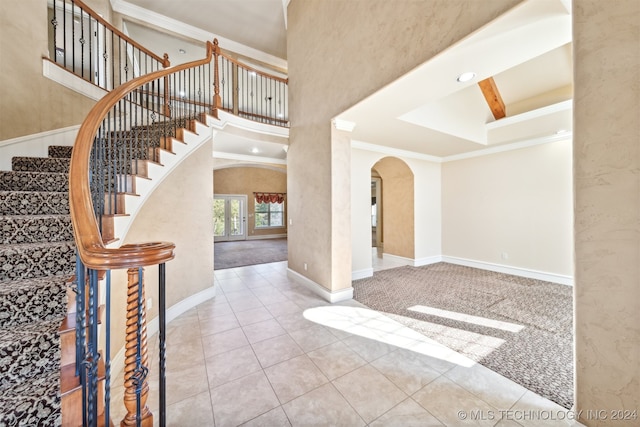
top-left (456, 72), bottom-right (476, 83)
top-left (178, 49), bottom-right (186, 54)
top-left (251, 147), bottom-right (259, 154)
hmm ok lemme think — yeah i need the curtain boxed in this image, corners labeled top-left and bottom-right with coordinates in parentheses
top-left (255, 192), bottom-right (285, 204)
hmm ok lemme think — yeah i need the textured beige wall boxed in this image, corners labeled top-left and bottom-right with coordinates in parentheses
top-left (213, 166), bottom-right (288, 237)
top-left (0, 0), bottom-right (103, 141)
top-left (442, 140), bottom-right (574, 276)
top-left (373, 157), bottom-right (415, 259)
top-left (109, 141), bottom-right (215, 357)
top-left (287, 0), bottom-right (521, 291)
top-left (573, 1), bottom-right (640, 424)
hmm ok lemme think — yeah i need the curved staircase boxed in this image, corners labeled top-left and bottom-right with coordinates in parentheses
top-left (0, 146), bottom-right (75, 426)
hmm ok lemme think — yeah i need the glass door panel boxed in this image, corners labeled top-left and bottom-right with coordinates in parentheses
top-left (213, 195), bottom-right (246, 242)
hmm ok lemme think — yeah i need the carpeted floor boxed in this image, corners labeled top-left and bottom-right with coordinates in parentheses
top-left (352, 262), bottom-right (573, 409)
top-left (214, 238), bottom-right (287, 270)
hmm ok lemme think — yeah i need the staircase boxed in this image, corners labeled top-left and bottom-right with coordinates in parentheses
top-left (0, 146), bottom-right (75, 426)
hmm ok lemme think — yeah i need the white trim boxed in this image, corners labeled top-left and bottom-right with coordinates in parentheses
top-left (0, 125), bottom-right (79, 148)
top-left (212, 110), bottom-right (290, 139)
top-left (352, 133), bottom-right (571, 163)
top-left (110, 0), bottom-right (287, 71)
top-left (441, 256), bottom-right (574, 286)
top-left (352, 268), bottom-right (373, 280)
top-left (351, 140), bottom-right (442, 163)
top-left (213, 163), bottom-right (286, 173)
top-left (443, 133), bottom-right (573, 162)
top-left (382, 253), bottom-right (416, 266)
top-left (485, 100), bottom-right (572, 130)
top-left (247, 234), bottom-right (287, 240)
top-left (212, 151), bottom-right (287, 165)
top-left (332, 119), bottom-right (356, 132)
top-left (414, 255), bottom-right (443, 267)
top-left (111, 285), bottom-right (217, 380)
top-left (287, 268), bottom-right (354, 303)
top-left (43, 59), bottom-right (108, 101)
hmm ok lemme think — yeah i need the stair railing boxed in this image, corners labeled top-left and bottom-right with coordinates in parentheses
top-left (48, 0), bottom-right (170, 91)
top-left (213, 46), bottom-right (289, 126)
top-left (69, 40), bottom-right (218, 427)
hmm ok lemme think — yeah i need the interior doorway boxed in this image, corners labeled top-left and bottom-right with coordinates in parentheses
top-left (213, 194), bottom-right (247, 242)
top-left (371, 176), bottom-right (382, 248)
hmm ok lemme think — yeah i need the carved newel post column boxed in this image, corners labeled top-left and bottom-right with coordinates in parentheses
top-left (121, 268), bottom-right (153, 427)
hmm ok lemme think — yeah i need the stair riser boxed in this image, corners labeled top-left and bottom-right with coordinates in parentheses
top-left (0, 192), bottom-right (69, 215)
top-left (0, 216), bottom-right (73, 244)
top-left (48, 146), bottom-right (73, 158)
top-left (0, 171), bottom-right (68, 192)
top-left (0, 280), bottom-right (67, 328)
top-left (12, 157), bottom-right (70, 173)
top-left (0, 242), bottom-right (75, 281)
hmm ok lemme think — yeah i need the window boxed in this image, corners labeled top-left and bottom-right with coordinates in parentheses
top-left (255, 201), bottom-right (284, 228)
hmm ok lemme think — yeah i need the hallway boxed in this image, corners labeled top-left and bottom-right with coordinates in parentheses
top-left (110, 261), bottom-right (582, 426)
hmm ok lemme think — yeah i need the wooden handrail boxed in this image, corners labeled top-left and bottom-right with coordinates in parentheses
top-left (69, 0), bottom-right (170, 68)
top-left (69, 41), bottom-right (215, 270)
top-left (219, 51), bottom-right (288, 84)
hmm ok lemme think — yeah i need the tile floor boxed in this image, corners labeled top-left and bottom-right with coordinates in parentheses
top-left (109, 260), bottom-right (584, 427)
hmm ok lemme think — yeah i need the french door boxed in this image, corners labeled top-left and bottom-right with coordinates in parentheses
top-left (213, 195), bottom-right (247, 242)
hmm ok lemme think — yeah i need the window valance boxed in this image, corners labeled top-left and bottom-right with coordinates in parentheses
top-left (254, 192), bottom-right (286, 204)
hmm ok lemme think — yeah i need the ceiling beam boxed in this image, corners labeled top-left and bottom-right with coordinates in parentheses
top-left (478, 77), bottom-right (506, 120)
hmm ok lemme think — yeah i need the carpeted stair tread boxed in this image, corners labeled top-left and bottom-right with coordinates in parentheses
top-left (0, 241), bottom-right (75, 281)
top-left (0, 318), bottom-right (63, 390)
top-left (11, 157), bottom-right (70, 173)
top-left (0, 276), bottom-right (68, 328)
top-left (0, 191), bottom-right (69, 215)
top-left (48, 145), bottom-right (73, 158)
top-left (0, 368), bottom-right (61, 426)
top-left (0, 171), bottom-right (68, 192)
top-left (0, 214), bottom-right (73, 244)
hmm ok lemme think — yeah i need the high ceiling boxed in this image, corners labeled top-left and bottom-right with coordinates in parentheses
top-left (112, 0), bottom-right (573, 161)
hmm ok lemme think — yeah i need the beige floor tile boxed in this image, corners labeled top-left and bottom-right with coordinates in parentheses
top-left (214, 269), bottom-right (238, 280)
top-left (198, 312), bottom-right (240, 337)
top-left (164, 390), bottom-right (214, 427)
top-left (275, 311), bottom-right (317, 332)
top-left (201, 327), bottom-right (249, 359)
top-left (413, 375), bottom-right (498, 427)
top-left (509, 391), bottom-right (585, 427)
top-left (370, 347), bottom-right (442, 395)
top-left (197, 301), bottom-right (234, 321)
top-left (229, 295), bottom-right (265, 313)
top-left (282, 383), bottom-right (365, 427)
top-left (342, 334), bottom-right (397, 362)
top-left (307, 341), bottom-right (367, 380)
top-left (265, 300), bottom-right (303, 318)
top-left (332, 364), bottom-right (407, 423)
top-left (264, 354), bottom-right (329, 403)
top-left (242, 318), bottom-right (287, 343)
top-left (251, 334), bottom-right (304, 368)
top-left (218, 277), bottom-right (249, 293)
top-left (288, 324), bottom-right (339, 352)
top-left (369, 398), bottom-right (444, 427)
top-left (165, 337), bottom-right (205, 372)
top-left (205, 344), bottom-right (262, 388)
top-left (445, 363), bottom-right (528, 411)
top-left (241, 406), bottom-right (292, 426)
top-left (254, 290), bottom-right (290, 305)
top-left (234, 306), bottom-right (274, 326)
top-left (495, 420), bottom-right (524, 427)
top-left (223, 289), bottom-right (257, 302)
top-left (210, 371), bottom-right (280, 426)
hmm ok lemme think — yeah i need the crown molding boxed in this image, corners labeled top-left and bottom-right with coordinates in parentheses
top-left (351, 140), bottom-right (443, 163)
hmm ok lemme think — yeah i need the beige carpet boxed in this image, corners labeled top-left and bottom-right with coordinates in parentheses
top-left (353, 262), bottom-right (573, 409)
top-left (214, 238), bottom-right (287, 270)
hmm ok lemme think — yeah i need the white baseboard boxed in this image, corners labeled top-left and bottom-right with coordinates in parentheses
top-left (287, 268), bottom-right (353, 303)
top-left (247, 234), bottom-right (287, 240)
top-left (414, 255), bottom-right (443, 266)
top-left (352, 268), bottom-right (373, 280)
top-left (441, 256), bottom-right (574, 286)
top-left (382, 253), bottom-right (415, 266)
top-left (110, 285), bottom-right (217, 380)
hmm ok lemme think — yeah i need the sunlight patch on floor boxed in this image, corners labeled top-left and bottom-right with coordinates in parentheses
top-left (303, 305), bottom-right (476, 367)
top-left (407, 305), bottom-right (525, 333)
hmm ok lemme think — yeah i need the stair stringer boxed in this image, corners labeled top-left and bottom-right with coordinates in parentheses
top-left (107, 119), bottom-right (215, 248)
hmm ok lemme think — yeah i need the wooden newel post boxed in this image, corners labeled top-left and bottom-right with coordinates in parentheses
top-left (212, 38), bottom-right (222, 118)
top-left (121, 268), bottom-right (153, 427)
